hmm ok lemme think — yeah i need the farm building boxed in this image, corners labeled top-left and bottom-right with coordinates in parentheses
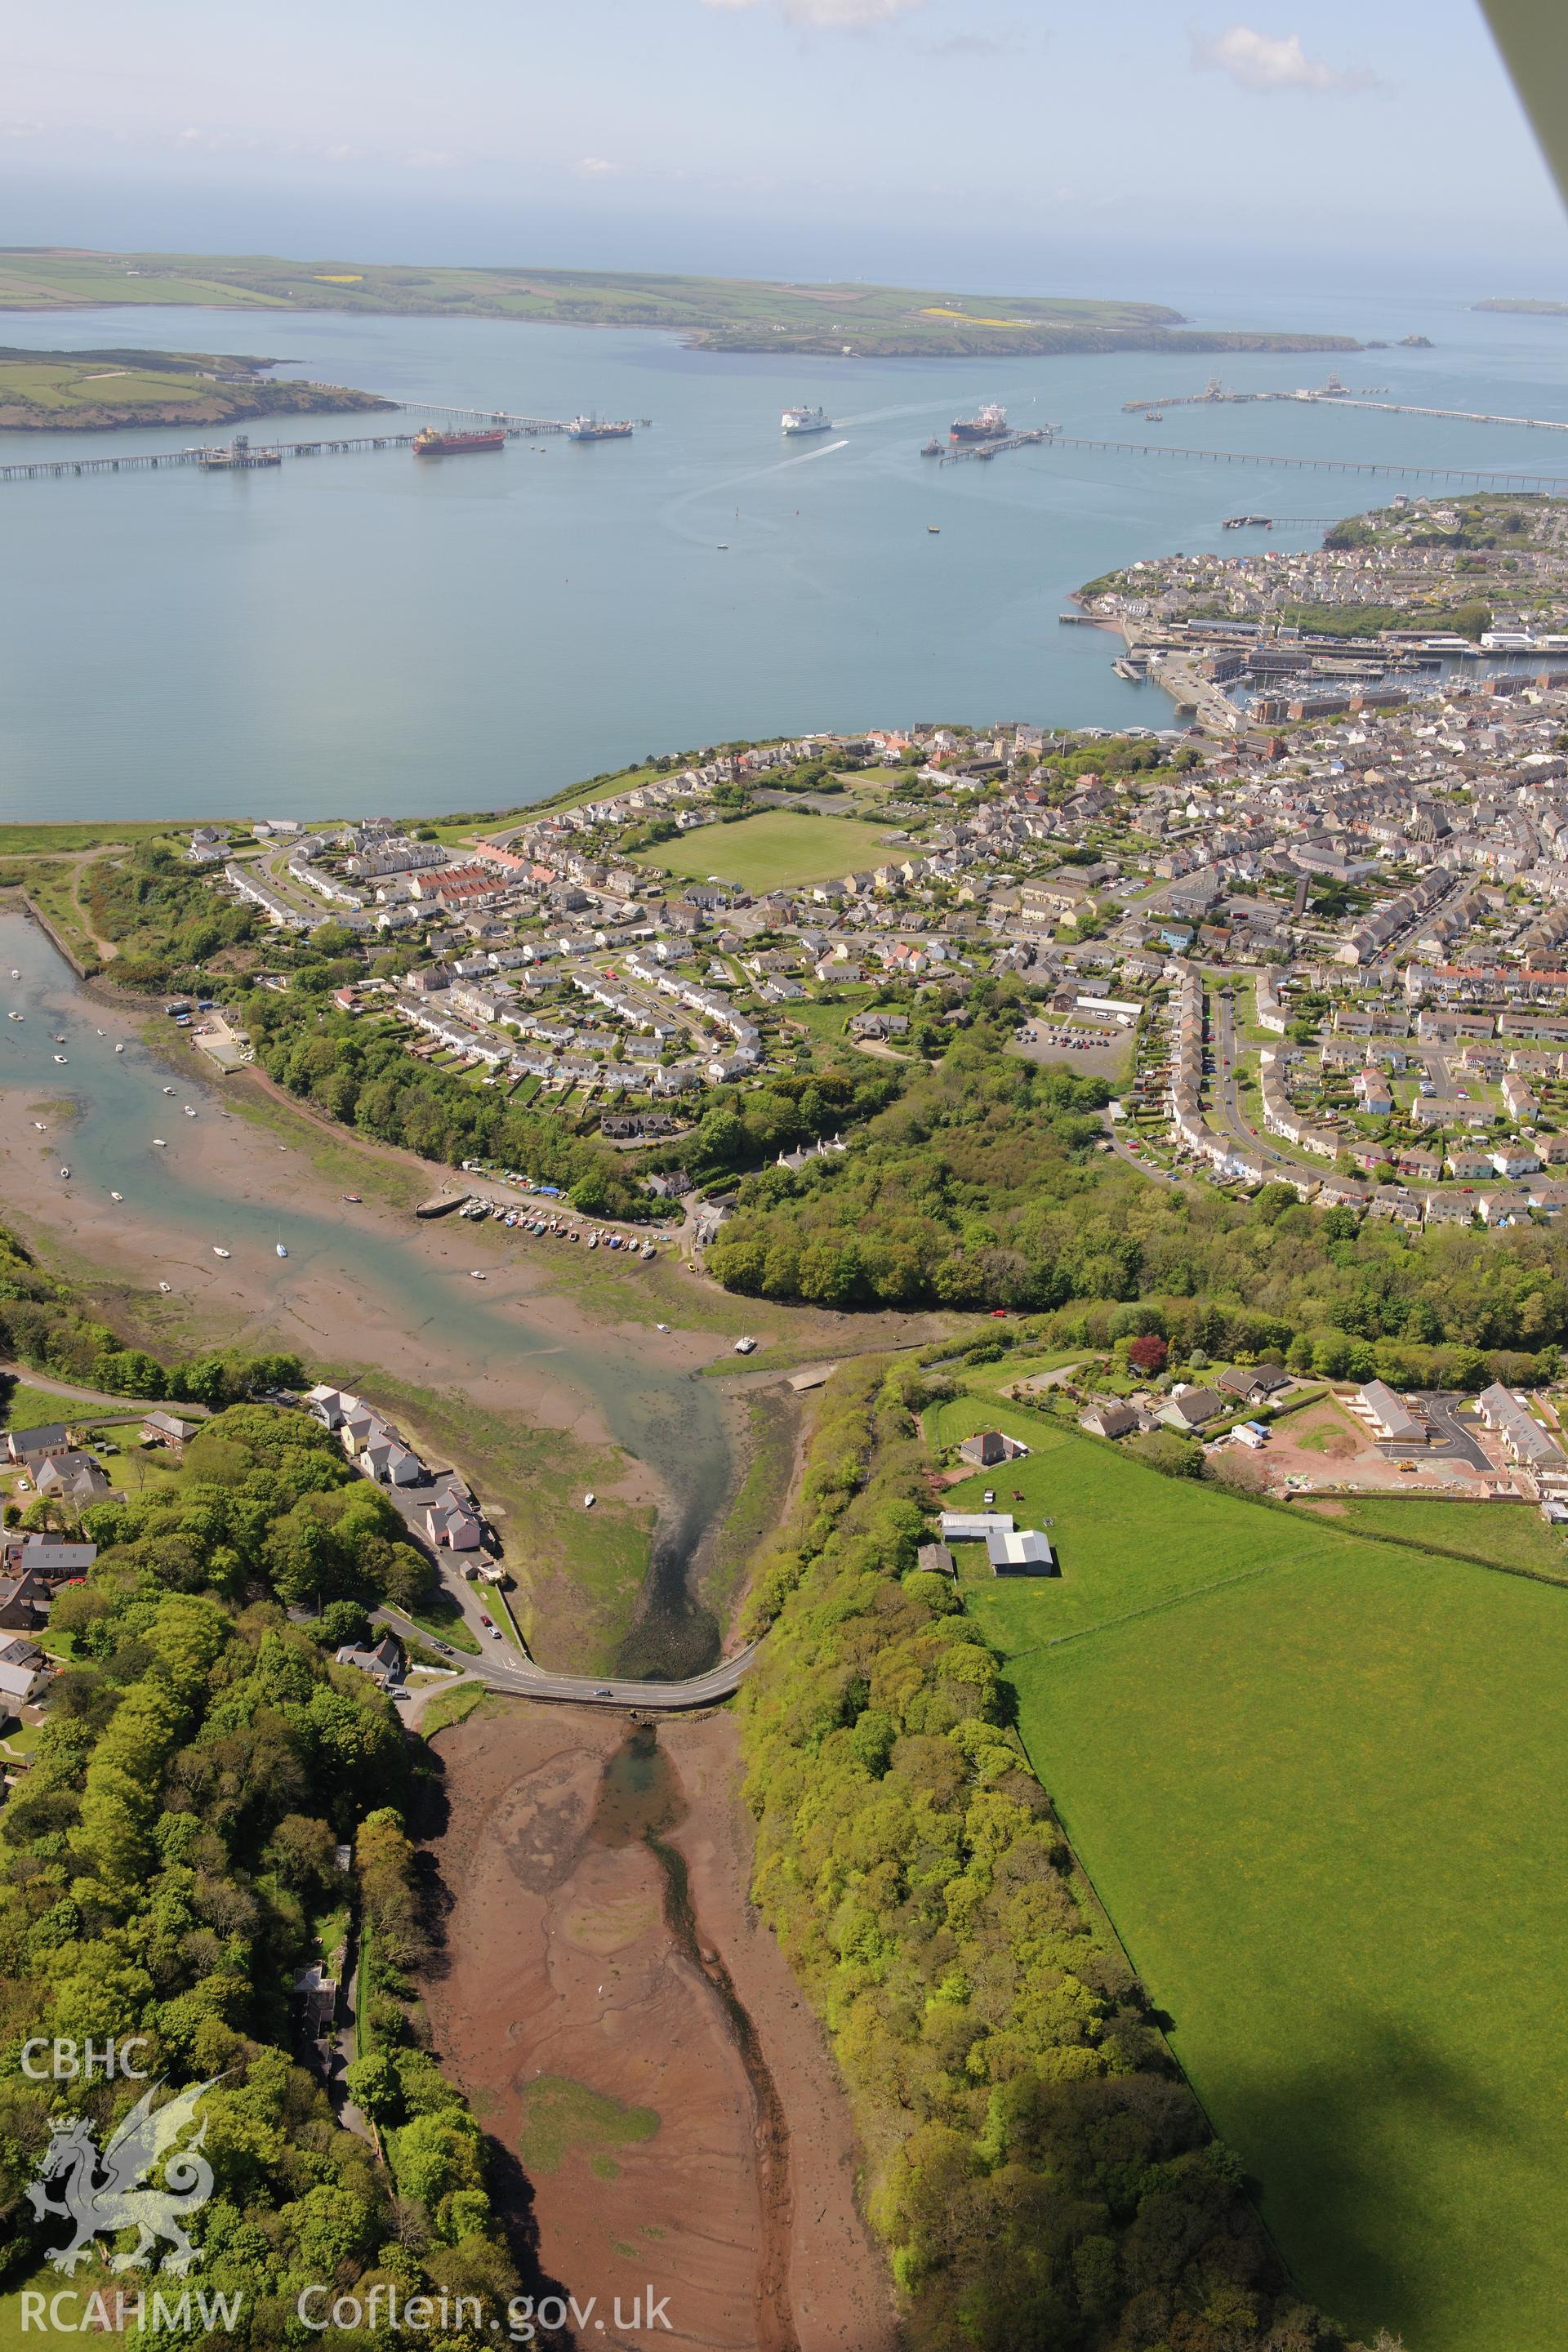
top-left (986, 1529), bottom-right (1057, 1577)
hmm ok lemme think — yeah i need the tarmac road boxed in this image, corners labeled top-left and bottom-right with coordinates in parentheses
top-left (379, 1603), bottom-right (761, 1710)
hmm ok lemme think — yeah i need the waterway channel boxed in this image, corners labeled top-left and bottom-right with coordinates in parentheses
top-left (7, 286), bottom-right (1568, 818)
top-left (0, 906), bottom-right (737, 1674)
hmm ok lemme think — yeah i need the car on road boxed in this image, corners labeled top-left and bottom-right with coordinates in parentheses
top-left (479, 1613), bottom-right (492, 1628)
top-left (434, 1642), bottom-right (453, 1656)
top-left (489, 1627), bottom-right (502, 1641)
top-left (594, 1687), bottom-right (613, 1698)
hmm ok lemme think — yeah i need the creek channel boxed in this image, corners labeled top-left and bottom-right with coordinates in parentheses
top-left (0, 905), bottom-right (738, 1675)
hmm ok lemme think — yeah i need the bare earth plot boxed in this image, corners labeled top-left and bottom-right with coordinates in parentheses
top-left (933, 1396), bottom-right (1568, 2352)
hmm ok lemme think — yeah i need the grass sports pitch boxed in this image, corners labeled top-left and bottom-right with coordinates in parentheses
top-left (930, 1394), bottom-right (1568, 2352)
top-left (629, 808), bottom-right (897, 893)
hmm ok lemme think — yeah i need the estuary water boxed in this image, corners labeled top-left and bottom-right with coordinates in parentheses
top-left (0, 908), bottom-right (735, 1672)
top-left (3, 282), bottom-right (1568, 820)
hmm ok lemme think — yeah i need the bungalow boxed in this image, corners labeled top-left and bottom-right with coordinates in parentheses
top-left (334, 1632), bottom-right (405, 1690)
top-left (1156, 1386), bottom-right (1224, 1432)
top-left (1353, 1381), bottom-right (1427, 1446)
top-left (986, 1529), bottom-right (1058, 1577)
top-left (140, 1410), bottom-right (198, 1450)
top-left (0, 1535), bottom-right (96, 1583)
top-left (3, 1424), bottom-right (72, 1467)
top-left (1079, 1400), bottom-right (1138, 1440)
top-left (956, 1429), bottom-right (1031, 1469)
top-left (1476, 1383), bottom-right (1568, 1475)
top-left (1215, 1364), bottom-right (1291, 1408)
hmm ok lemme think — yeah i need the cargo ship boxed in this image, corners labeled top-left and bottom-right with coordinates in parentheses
top-left (950, 402), bottom-right (1007, 441)
top-left (567, 414), bottom-right (635, 441)
top-left (782, 404), bottom-right (832, 435)
top-left (413, 425), bottom-right (505, 456)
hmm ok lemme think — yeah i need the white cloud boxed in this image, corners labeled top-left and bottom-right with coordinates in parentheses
top-left (577, 154), bottom-right (622, 175)
top-left (702, 0), bottom-right (925, 27)
top-left (1191, 24), bottom-right (1375, 94)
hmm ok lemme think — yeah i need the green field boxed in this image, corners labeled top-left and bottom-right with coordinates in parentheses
top-left (630, 809), bottom-right (896, 893)
top-left (1318, 1490), bottom-right (1568, 1581)
top-left (933, 1394), bottom-right (1568, 2351)
top-left (0, 347), bottom-right (390, 431)
top-left (0, 823), bottom-right (182, 854)
top-left (0, 251), bottom-right (1358, 359)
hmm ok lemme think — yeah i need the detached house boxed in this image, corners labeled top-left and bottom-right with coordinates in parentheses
top-left (1156, 1386), bottom-right (1223, 1433)
top-left (956, 1429), bottom-right (1031, 1469)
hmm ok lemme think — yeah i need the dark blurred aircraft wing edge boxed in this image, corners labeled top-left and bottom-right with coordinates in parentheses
top-left (1480, 0), bottom-right (1568, 208)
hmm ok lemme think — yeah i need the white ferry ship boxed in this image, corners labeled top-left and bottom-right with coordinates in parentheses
top-left (782, 404), bottom-right (832, 436)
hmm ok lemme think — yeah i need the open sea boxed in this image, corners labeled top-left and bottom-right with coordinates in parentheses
top-left (5, 277), bottom-right (1568, 820)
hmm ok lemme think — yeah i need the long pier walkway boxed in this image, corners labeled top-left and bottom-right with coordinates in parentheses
top-left (0, 431), bottom-right (419, 483)
top-left (0, 398), bottom-right (635, 483)
top-left (1125, 385), bottom-right (1568, 434)
top-left (1045, 432), bottom-right (1568, 491)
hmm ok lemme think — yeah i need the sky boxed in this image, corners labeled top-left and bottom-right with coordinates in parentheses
top-left (5, 0), bottom-right (1566, 293)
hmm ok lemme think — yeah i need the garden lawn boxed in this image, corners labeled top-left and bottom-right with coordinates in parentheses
top-left (628, 809), bottom-right (896, 893)
top-left (961, 1408), bottom-right (1568, 2352)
